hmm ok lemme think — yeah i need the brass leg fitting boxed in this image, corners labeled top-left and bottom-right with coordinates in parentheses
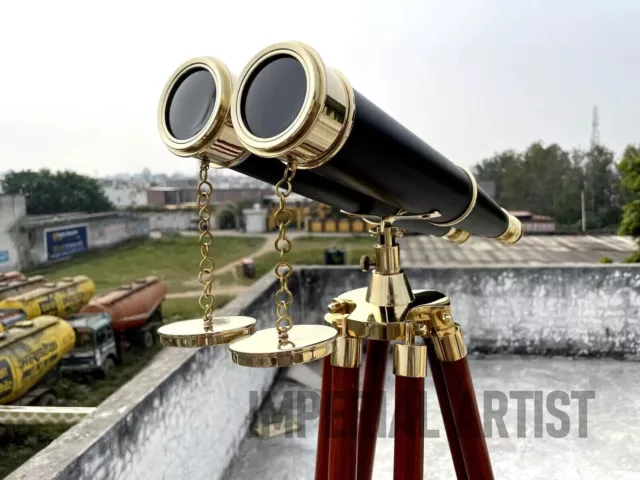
top-left (327, 298), bottom-right (362, 368)
top-left (430, 308), bottom-right (467, 362)
top-left (393, 323), bottom-right (427, 378)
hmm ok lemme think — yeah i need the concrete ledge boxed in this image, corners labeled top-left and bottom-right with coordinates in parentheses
top-left (8, 264), bottom-right (640, 480)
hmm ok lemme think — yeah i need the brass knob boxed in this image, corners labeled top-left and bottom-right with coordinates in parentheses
top-left (360, 255), bottom-right (376, 272)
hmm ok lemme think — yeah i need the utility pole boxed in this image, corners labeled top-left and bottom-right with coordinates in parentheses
top-left (581, 106), bottom-right (600, 232)
top-left (581, 190), bottom-right (586, 232)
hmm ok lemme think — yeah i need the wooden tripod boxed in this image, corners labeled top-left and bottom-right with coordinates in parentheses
top-left (315, 316), bottom-right (493, 480)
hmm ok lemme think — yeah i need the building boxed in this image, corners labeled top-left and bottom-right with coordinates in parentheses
top-left (509, 210), bottom-right (556, 233)
top-left (0, 195), bottom-right (27, 272)
top-left (0, 194), bottom-right (150, 271)
top-left (146, 186), bottom-right (271, 208)
top-left (103, 187), bottom-right (148, 209)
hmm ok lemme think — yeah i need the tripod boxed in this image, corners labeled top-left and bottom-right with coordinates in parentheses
top-left (314, 221), bottom-right (493, 480)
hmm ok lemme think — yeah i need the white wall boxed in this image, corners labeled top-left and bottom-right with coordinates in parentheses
top-left (0, 195), bottom-right (26, 272)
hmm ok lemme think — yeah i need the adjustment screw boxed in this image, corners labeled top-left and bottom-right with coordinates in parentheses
top-left (360, 255), bottom-right (376, 272)
top-left (391, 227), bottom-right (404, 238)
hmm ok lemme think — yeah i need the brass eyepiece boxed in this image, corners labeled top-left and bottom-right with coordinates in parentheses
top-left (496, 212), bottom-right (524, 245)
top-left (157, 57), bottom-right (248, 167)
top-left (231, 41), bottom-right (355, 168)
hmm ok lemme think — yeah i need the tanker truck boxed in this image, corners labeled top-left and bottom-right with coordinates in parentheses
top-left (0, 315), bottom-right (76, 406)
top-left (0, 271), bottom-right (24, 282)
top-left (0, 275), bottom-right (47, 302)
top-left (61, 276), bottom-right (167, 376)
top-left (0, 275), bottom-right (95, 321)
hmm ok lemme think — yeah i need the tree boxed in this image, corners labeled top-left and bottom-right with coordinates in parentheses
top-left (582, 145), bottom-right (621, 229)
top-left (474, 142), bottom-right (622, 231)
top-left (1, 169), bottom-right (114, 215)
top-left (618, 145), bottom-right (640, 262)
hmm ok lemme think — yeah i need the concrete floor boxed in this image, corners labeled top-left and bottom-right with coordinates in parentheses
top-left (222, 355), bottom-right (640, 480)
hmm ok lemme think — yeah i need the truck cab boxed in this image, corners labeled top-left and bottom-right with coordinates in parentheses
top-left (61, 313), bottom-right (118, 377)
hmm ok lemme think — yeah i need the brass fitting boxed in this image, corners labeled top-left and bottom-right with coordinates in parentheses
top-left (430, 307), bottom-right (467, 362)
top-left (496, 212), bottom-right (524, 245)
top-left (327, 298), bottom-right (362, 368)
top-left (363, 223), bottom-right (414, 308)
top-left (444, 228), bottom-right (471, 244)
top-left (393, 322), bottom-right (427, 378)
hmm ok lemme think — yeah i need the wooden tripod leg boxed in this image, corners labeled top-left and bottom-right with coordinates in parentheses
top-left (356, 340), bottom-right (389, 480)
top-left (328, 365), bottom-right (360, 480)
top-left (315, 355), bottom-right (333, 480)
top-left (427, 339), bottom-right (469, 479)
top-left (440, 356), bottom-right (494, 480)
top-left (393, 376), bottom-right (424, 480)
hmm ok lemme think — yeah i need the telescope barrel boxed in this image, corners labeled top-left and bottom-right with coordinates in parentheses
top-left (157, 56), bottom-right (454, 238)
top-left (230, 42), bottom-right (522, 244)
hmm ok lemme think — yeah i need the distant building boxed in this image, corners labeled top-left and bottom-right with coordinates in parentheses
top-left (103, 187), bottom-right (147, 209)
top-left (509, 211), bottom-right (556, 233)
top-left (146, 186), bottom-right (271, 207)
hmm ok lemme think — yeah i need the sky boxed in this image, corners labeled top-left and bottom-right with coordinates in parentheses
top-left (0, 0), bottom-right (639, 177)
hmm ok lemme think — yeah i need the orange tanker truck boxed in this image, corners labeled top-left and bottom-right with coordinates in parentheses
top-left (0, 276), bottom-right (48, 302)
top-left (61, 276), bottom-right (167, 376)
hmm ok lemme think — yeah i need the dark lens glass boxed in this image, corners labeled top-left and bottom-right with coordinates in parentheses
top-left (240, 55), bottom-right (307, 138)
top-left (165, 68), bottom-right (217, 140)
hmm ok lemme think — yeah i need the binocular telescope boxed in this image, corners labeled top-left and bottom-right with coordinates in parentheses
top-left (158, 41), bottom-right (522, 244)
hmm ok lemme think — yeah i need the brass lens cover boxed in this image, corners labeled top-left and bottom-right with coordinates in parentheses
top-left (229, 324), bottom-right (337, 368)
top-left (157, 316), bottom-right (256, 348)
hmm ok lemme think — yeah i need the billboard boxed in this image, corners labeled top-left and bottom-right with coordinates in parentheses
top-left (45, 224), bottom-right (88, 261)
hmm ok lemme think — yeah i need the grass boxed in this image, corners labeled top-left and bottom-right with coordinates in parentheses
top-left (234, 235), bottom-right (374, 282)
top-left (26, 235), bottom-right (266, 294)
top-left (162, 296), bottom-right (233, 323)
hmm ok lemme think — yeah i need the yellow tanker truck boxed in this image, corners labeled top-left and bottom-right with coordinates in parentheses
top-left (0, 315), bottom-right (75, 405)
top-left (0, 276), bottom-right (95, 326)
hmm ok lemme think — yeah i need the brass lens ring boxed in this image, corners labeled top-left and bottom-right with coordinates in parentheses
top-left (427, 165), bottom-right (478, 227)
top-left (158, 56), bottom-right (248, 167)
top-left (231, 41), bottom-right (355, 168)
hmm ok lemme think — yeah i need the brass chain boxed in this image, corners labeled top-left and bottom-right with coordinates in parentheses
top-left (196, 160), bottom-right (215, 331)
top-left (274, 160), bottom-right (297, 341)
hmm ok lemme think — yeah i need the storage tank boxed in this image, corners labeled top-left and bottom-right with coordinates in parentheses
top-left (0, 276), bottom-right (47, 302)
top-left (0, 316), bottom-right (76, 404)
top-left (80, 276), bottom-right (167, 332)
top-left (0, 276), bottom-right (95, 321)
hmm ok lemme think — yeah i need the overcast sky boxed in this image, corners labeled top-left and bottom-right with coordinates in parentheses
top-left (1, 0), bottom-right (638, 177)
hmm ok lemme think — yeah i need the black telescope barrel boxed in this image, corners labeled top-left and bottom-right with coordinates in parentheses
top-left (314, 92), bottom-right (508, 238)
top-left (231, 43), bottom-right (513, 240)
top-left (233, 157), bottom-right (450, 237)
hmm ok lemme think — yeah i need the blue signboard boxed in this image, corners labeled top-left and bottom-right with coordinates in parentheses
top-left (0, 250), bottom-right (8, 264)
top-left (45, 225), bottom-right (88, 261)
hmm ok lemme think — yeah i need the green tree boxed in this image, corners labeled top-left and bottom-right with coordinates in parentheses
top-left (582, 145), bottom-right (621, 229)
top-left (1, 169), bottom-right (114, 215)
top-left (618, 145), bottom-right (640, 243)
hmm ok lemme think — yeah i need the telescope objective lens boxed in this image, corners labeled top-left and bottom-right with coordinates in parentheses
top-left (240, 55), bottom-right (307, 138)
top-left (165, 68), bottom-right (217, 141)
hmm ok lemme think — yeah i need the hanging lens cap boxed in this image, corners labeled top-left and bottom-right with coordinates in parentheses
top-left (158, 316), bottom-right (256, 348)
